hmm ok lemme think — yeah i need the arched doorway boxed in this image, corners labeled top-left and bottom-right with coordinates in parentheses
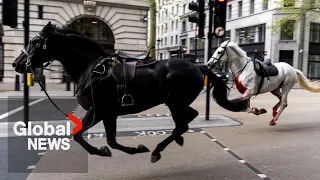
top-left (63, 17), bottom-right (115, 82)
top-left (69, 17), bottom-right (115, 53)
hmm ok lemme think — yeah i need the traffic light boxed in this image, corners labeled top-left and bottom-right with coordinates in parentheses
top-left (214, 0), bottom-right (227, 38)
top-left (188, 0), bottom-right (205, 38)
top-left (2, 0), bottom-right (18, 28)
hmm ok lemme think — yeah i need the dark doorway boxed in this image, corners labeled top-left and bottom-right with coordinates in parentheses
top-left (279, 50), bottom-right (294, 66)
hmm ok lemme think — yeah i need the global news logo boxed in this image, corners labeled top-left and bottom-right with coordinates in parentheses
top-left (12, 113), bottom-right (82, 151)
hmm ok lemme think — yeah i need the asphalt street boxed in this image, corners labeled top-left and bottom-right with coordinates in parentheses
top-left (1, 88), bottom-right (320, 180)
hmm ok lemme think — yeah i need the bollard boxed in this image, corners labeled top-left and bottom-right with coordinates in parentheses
top-left (15, 74), bottom-right (20, 91)
top-left (41, 75), bottom-right (46, 91)
top-left (66, 75), bottom-right (71, 91)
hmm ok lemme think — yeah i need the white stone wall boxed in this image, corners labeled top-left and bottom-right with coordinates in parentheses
top-left (1, 0), bottom-right (149, 83)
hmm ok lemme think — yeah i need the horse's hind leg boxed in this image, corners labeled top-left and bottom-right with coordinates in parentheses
top-left (73, 107), bottom-right (110, 156)
top-left (271, 88), bottom-right (282, 117)
top-left (151, 105), bottom-right (198, 163)
top-left (269, 83), bottom-right (293, 126)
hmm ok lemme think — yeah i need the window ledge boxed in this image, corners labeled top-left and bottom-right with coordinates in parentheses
top-left (279, 40), bottom-right (297, 42)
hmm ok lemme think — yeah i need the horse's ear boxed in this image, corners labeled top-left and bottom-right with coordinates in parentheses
top-left (42, 21), bottom-right (52, 33)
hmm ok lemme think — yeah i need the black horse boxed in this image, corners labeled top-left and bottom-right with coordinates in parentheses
top-left (12, 22), bottom-right (249, 163)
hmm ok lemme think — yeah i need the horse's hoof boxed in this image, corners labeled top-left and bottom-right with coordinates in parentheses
top-left (260, 109), bottom-right (267, 114)
top-left (138, 144), bottom-right (150, 153)
top-left (100, 146), bottom-right (112, 157)
top-left (269, 121), bottom-right (276, 126)
top-left (151, 152), bottom-right (161, 163)
top-left (175, 136), bottom-right (184, 146)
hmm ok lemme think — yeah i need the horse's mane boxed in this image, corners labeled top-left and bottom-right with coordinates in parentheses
top-left (221, 41), bottom-right (248, 58)
top-left (51, 25), bottom-right (109, 56)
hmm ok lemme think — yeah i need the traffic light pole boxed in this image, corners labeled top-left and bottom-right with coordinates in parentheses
top-left (195, 25), bottom-right (198, 62)
top-left (24, 0), bottom-right (30, 127)
top-left (205, 0), bottom-right (214, 121)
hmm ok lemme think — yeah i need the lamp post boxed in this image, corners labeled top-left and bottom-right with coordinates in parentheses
top-left (157, 39), bottom-right (161, 60)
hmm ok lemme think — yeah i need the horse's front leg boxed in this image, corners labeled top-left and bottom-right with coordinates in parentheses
top-left (102, 115), bottom-right (150, 155)
top-left (74, 107), bottom-right (111, 156)
top-left (241, 89), bottom-right (267, 115)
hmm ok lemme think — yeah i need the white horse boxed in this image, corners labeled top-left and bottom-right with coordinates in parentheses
top-left (207, 40), bottom-right (320, 126)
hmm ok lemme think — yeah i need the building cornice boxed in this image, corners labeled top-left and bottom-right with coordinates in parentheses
top-left (47, 0), bottom-right (149, 10)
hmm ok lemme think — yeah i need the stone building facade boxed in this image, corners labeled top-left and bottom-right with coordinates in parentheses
top-left (0, 0), bottom-right (149, 83)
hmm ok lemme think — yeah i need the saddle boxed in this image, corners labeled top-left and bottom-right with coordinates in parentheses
top-left (92, 49), bottom-right (156, 107)
top-left (252, 59), bottom-right (279, 95)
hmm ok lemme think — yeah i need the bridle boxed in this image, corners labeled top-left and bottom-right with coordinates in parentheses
top-left (210, 40), bottom-right (250, 77)
top-left (22, 33), bottom-right (68, 117)
top-left (210, 40), bottom-right (230, 66)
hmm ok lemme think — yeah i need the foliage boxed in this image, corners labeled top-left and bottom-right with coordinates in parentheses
top-left (269, 0), bottom-right (320, 36)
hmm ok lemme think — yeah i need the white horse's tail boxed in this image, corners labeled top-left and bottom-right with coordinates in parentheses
top-left (295, 69), bottom-right (320, 92)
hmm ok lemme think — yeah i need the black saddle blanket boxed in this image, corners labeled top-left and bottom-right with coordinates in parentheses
top-left (253, 59), bottom-right (278, 78)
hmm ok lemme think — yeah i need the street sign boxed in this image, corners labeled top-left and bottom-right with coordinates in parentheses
top-left (214, 26), bottom-right (225, 37)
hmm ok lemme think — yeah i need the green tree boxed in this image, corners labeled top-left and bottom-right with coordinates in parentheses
top-left (269, 0), bottom-right (320, 36)
top-left (148, 0), bottom-right (157, 59)
top-left (148, 0), bottom-right (183, 59)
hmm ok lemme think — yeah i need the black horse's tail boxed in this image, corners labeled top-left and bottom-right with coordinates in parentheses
top-left (198, 65), bottom-right (249, 112)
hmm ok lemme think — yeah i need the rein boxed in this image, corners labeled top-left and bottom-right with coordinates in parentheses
top-left (22, 36), bottom-right (68, 118)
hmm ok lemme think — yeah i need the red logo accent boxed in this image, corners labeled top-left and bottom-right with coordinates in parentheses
top-left (68, 112), bottom-right (82, 135)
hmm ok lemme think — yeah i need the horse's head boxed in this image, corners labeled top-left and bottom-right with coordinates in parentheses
top-left (13, 21), bottom-right (56, 73)
top-left (207, 40), bottom-right (231, 69)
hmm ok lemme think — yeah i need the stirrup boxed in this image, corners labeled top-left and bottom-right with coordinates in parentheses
top-left (122, 94), bottom-right (134, 106)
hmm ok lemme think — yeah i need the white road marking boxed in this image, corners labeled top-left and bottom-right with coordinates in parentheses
top-left (239, 160), bottom-right (246, 163)
top-left (27, 165), bottom-right (36, 170)
top-left (0, 99), bottom-right (44, 120)
top-left (210, 138), bottom-right (217, 141)
top-left (224, 148), bottom-right (230, 151)
top-left (38, 152), bottom-right (46, 156)
top-left (257, 174), bottom-right (268, 178)
top-left (200, 130), bottom-right (205, 134)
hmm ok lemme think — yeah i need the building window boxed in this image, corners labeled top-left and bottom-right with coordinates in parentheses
top-left (310, 22), bottom-right (320, 43)
top-left (263, 0), bottom-right (268, 10)
top-left (250, 0), bottom-right (255, 14)
top-left (258, 24), bottom-right (266, 42)
top-left (182, 21), bottom-right (186, 32)
top-left (183, 4), bottom-right (186, 14)
top-left (165, 37), bottom-right (167, 46)
top-left (181, 39), bottom-right (186, 47)
top-left (176, 4), bottom-right (179, 14)
top-left (283, 0), bottom-right (294, 7)
top-left (308, 55), bottom-right (320, 79)
top-left (280, 20), bottom-right (295, 40)
top-left (176, 20), bottom-right (179, 30)
top-left (171, 36), bottom-right (173, 45)
top-left (171, 21), bottom-right (174, 31)
top-left (279, 50), bottom-right (294, 66)
top-left (238, 1), bottom-right (242, 17)
top-left (175, 35), bottom-right (178, 44)
top-left (236, 24), bottom-right (266, 44)
top-left (38, 5), bottom-right (43, 19)
top-left (165, 23), bottom-right (167, 33)
top-left (228, 5), bottom-right (232, 19)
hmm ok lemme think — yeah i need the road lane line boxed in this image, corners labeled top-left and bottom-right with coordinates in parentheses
top-left (0, 99), bottom-right (45, 120)
top-left (26, 165), bottom-right (36, 170)
top-left (200, 129), bottom-right (271, 180)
